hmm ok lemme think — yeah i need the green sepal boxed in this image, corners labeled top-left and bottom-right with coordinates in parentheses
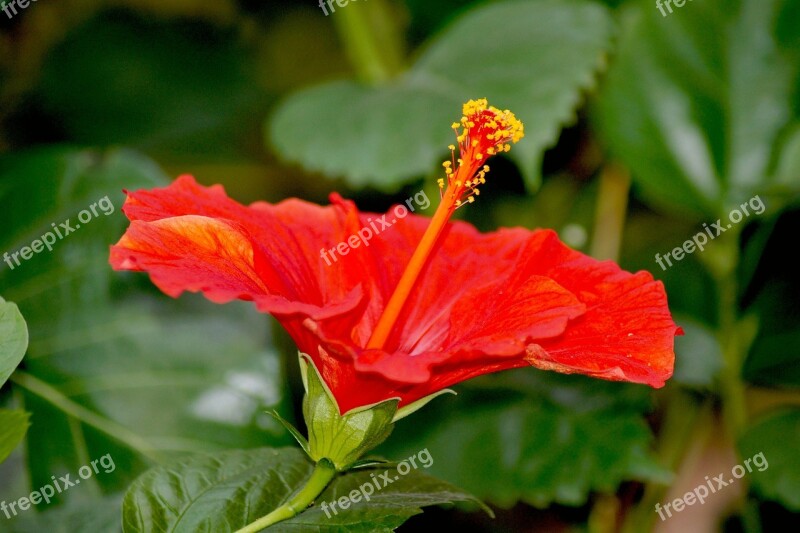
top-left (265, 409), bottom-right (310, 456)
top-left (299, 353), bottom-right (398, 471)
top-left (392, 389), bottom-right (456, 422)
top-left (348, 458), bottom-right (391, 470)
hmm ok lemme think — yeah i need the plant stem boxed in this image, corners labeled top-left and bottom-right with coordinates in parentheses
top-left (713, 233), bottom-right (748, 438)
top-left (332, 0), bottom-right (404, 83)
top-left (10, 370), bottom-right (163, 462)
top-left (590, 162), bottom-right (631, 261)
top-left (235, 459), bottom-right (337, 533)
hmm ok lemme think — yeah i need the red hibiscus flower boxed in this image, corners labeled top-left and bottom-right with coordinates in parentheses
top-left (110, 99), bottom-right (679, 416)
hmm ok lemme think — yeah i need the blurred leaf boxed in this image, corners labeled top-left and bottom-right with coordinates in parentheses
top-left (742, 208), bottom-right (800, 388)
top-left (0, 409), bottom-right (29, 464)
top-left (269, 0), bottom-right (614, 190)
top-left (672, 317), bottom-right (723, 388)
top-left (378, 371), bottom-right (668, 507)
top-left (739, 409), bottom-right (800, 511)
top-left (6, 494), bottom-right (122, 533)
top-left (594, 0), bottom-right (800, 217)
top-left (34, 11), bottom-right (266, 156)
top-left (744, 327), bottom-right (800, 388)
top-left (743, 280), bottom-right (800, 388)
top-left (403, 0), bottom-right (486, 42)
top-left (123, 447), bottom-right (484, 532)
top-left (0, 296), bottom-right (28, 387)
top-left (0, 147), bottom-right (291, 504)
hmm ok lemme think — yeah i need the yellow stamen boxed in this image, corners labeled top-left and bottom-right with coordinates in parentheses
top-left (365, 99), bottom-right (524, 350)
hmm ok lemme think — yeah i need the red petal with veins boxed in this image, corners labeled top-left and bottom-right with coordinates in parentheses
top-left (110, 176), bottom-right (679, 414)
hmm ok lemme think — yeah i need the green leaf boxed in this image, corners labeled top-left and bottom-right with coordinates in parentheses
top-left (5, 494), bottom-right (122, 533)
top-left (378, 371), bottom-right (669, 508)
top-left (123, 447), bottom-right (485, 532)
top-left (0, 296), bottom-right (28, 387)
top-left (0, 147), bottom-right (292, 501)
top-left (269, 0), bottom-right (614, 190)
top-left (739, 409), bottom-right (800, 511)
top-left (741, 213), bottom-right (800, 385)
top-left (594, 0), bottom-right (800, 217)
top-left (0, 409), bottom-right (30, 464)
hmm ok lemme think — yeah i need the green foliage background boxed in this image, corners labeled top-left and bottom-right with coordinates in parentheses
top-left (0, 0), bottom-right (798, 531)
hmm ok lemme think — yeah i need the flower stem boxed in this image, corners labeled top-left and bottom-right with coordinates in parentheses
top-left (590, 162), bottom-right (630, 261)
top-left (332, 0), bottom-right (404, 83)
top-left (715, 245), bottom-right (747, 438)
top-left (235, 459), bottom-right (337, 533)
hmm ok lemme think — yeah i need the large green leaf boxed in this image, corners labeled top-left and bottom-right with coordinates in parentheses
top-left (738, 409), bottom-right (800, 511)
top-left (0, 147), bottom-right (292, 503)
top-left (594, 0), bottom-right (800, 217)
top-left (0, 296), bottom-right (28, 387)
top-left (0, 409), bottom-right (30, 464)
top-left (378, 370), bottom-right (669, 508)
top-left (269, 0), bottom-right (614, 190)
top-left (123, 447), bottom-right (485, 532)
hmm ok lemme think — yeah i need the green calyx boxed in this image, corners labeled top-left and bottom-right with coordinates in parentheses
top-left (299, 353), bottom-right (398, 471)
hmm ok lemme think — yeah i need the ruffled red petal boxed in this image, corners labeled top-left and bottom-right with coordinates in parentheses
top-left (110, 176), bottom-right (678, 414)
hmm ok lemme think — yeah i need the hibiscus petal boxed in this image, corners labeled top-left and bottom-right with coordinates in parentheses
top-left (110, 176), bottom-right (366, 322)
top-left (524, 231), bottom-right (678, 388)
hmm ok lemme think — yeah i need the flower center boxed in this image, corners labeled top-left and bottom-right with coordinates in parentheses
top-left (366, 99), bottom-right (524, 350)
